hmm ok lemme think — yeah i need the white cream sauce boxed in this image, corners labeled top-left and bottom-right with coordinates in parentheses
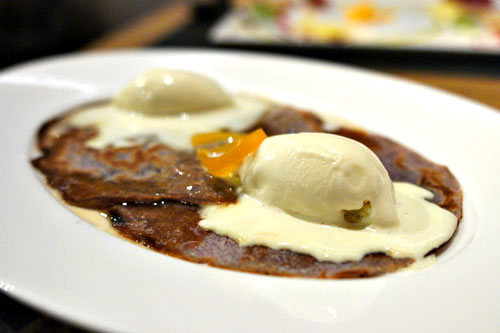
top-left (67, 205), bottom-right (121, 237)
top-left (200, 182), bottom-right (457, 263)
top-left (67, 94), bottom-right (269, 151)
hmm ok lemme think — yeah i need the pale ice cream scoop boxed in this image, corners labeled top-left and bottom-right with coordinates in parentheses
top-left (240, 133), bottom-right (399, 228)
top-left (113, 69), bottom-right (232, 115)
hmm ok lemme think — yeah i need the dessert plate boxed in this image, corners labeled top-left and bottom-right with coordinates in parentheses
top-left (0, 49), bottom-right (498, 332)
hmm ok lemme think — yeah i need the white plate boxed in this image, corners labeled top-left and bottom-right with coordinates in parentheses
top-left (0, 50), bottom-right (498, 333)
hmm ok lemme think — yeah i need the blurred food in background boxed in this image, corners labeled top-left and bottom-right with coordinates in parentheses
top-left (212, 0), bottom-right (500, 51)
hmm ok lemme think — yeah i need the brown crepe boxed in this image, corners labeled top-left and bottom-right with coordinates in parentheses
top-left (31, 105), bottom-right (462, 278)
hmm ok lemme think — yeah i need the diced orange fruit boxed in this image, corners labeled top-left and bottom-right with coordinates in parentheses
top-left (194, 129), bottom-right (267, 177)
top-left (191, 131), bottom-right (244, 147)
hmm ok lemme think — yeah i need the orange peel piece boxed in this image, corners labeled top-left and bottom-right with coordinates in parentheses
top-left (194, 129), bottom-right (267, 178)
top-left (191, 131), bottom-right (244, 147)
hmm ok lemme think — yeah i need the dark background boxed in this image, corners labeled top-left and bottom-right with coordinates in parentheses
top-left (0, 0), bottom-right (168, 69)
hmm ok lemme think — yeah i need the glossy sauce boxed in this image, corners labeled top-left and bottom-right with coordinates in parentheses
top-left (67, 94), bottom-right (269, 151)
top-left (200, 182), bottom-right (457, 262)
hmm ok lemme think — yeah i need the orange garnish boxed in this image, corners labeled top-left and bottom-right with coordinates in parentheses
top-left (347, 2), bottom-right (376, 22)
top-left (191, 132), bottom-right (244, 147)
top-left (194, 129), bottom-right (267, 177)
top-left (346, 2), bottom-right (392, 23)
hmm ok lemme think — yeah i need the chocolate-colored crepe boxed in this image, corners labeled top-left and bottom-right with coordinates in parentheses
top-left (32, 106), bottom-right (462, 278)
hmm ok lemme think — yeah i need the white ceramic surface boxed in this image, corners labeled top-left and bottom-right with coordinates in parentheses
top-left (0, 50), bottom-right (498, 333)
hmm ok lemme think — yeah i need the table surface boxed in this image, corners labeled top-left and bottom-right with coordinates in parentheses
top-left (2, 1), bottom-right (499, 332)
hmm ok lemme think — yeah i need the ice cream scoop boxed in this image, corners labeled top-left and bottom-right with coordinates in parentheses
top-left (240, 132), bottom-right (399, 228)
top-left (113, 69), bottom-right (232, 115)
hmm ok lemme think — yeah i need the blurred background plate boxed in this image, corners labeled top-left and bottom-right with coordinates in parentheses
top-left (211, 0), bottom-right (500, 54)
